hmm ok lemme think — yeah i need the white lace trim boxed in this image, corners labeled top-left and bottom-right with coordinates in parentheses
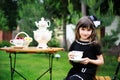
top-left (76, 40), bottom-right (93, 45)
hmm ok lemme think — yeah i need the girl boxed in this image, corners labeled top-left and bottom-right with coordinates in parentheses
top-left (65, 16), bottom-right (104, 80)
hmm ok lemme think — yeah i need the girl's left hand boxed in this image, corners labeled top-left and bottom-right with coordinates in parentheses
top-left (80, 57), bottom-right (90, 65)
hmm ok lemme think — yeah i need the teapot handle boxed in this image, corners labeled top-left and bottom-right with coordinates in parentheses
top-left (10, 40), bottom-right (14, 44)
top-left (47, 20), bottom-right (51, 27)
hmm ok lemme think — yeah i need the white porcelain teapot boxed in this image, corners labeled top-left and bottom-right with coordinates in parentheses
top-left (33, 29), bottom-right (52, 48)
top-left (35, 17), bottom-right (50, 29)
top-left (33, 17), bottom-right (52, 48)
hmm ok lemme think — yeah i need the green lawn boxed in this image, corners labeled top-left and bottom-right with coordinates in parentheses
top-left (0, 50), bottom-right (119, 80)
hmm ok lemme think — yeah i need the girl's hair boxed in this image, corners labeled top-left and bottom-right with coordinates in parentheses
top-left (75, 16), bottom-right (98, 42)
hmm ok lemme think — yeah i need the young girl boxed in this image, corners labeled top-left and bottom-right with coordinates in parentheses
top-left (65, 16), bottom-right (104, 80)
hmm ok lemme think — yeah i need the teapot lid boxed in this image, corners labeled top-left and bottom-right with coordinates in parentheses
top-left (41, 17), bottom-right (45, 21)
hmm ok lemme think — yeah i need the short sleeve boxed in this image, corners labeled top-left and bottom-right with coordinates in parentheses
top-left (69, 41), bottom-right (75, 51)
top-left (93, 44), bottom-right (102, 55)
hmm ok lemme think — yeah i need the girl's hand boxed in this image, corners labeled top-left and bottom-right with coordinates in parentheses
top-left (80, 54), bottom-right (104, 66)
top-left (68, 52), bottom-right (74, 60)
top-left (80, 57), bottom-right (90, 65)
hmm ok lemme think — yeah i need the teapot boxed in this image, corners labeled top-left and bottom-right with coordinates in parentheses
top-left (33, 17), bottom-right (52, 48)
top-left (35, 17), bottom-right (50, 29)
top-left (33, 29), bottom-right (52, 48)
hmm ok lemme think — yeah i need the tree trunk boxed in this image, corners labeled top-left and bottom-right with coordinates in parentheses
top-left (81, 0), bottom-right (86, 16)
top-left (63, 17), bottom-right (68, 51)
top-left (0, 30), bottom-right (3, 41)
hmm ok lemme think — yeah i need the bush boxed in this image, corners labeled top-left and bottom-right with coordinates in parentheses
top-left (48, 38), bottom-right (60, 47)
top-left (101, 30), bottom-right (119, 52)
top-left (0, 10), bottom-right (9, 31)
top-left (0, 41), bottom-right (11, 47)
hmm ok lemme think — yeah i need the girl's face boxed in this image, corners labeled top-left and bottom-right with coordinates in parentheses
top-left (79, 27), bottom-right (92, 41)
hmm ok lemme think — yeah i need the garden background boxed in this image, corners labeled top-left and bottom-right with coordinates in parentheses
top-left (0, 0), bottom-right (120, 80)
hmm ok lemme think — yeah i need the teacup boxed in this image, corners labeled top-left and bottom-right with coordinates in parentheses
top-left (72, 51), bottom-right (83, 59)
top-left (10, 39), bottom-right (24, 47)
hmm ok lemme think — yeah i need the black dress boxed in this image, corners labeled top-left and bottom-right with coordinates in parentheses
top-left (65, 40), bottom-right (102, 80)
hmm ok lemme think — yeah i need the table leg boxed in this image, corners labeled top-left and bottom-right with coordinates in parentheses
top-left (112, 62), bottom-right (120, 80)
top-left (9, 53), bottom-right (27, 80)
top-left (9, 53), bottom-right (13, 80)
top-left (36, 54), bottom-right (54, 80)
top-left (49, 54), bottom-right (54, 80)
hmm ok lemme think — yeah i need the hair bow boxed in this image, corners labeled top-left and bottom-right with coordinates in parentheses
top-left (89, 15), bottom-right (101, 28)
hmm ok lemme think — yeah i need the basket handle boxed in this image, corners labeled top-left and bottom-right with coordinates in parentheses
top-left (15, 32), bottom-right (29, 39)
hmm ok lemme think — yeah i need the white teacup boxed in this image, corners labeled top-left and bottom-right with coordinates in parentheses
top-left (10, 39), bottom-right (24, 47)
top-left (72, 51), bottom-right (83, 59)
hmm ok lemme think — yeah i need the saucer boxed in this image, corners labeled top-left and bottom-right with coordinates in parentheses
top-left (70, 58), bottom-right (85, 62)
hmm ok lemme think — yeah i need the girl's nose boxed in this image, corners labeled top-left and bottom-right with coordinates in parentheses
top-left (83, 30), bottom-right (88, 34)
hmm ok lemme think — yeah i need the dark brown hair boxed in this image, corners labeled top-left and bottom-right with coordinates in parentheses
top-left (75, 16), bottom-right (97, 42)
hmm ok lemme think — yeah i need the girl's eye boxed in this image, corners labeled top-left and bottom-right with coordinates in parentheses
top-left (80, 28), bottom-right (92, 31)
top-left (87, 29), bottom-right (92, 31)
top-left (81, 28), bottom-right (85, 30)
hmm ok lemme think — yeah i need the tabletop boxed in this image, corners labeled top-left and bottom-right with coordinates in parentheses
top-left (0, 47), bottom-right (64, 54)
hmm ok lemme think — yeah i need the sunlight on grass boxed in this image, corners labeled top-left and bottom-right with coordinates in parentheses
top-left (0, 51), bottom-right (120, 80)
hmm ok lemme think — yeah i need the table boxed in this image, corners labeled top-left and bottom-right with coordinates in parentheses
top-left (113, 56), bottom-right (120, 80)
top-left (0, 47), bottom-right (64, 80)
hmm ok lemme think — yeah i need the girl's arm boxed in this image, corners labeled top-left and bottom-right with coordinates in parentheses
top-left (81, 54), bottom-right (104, 66)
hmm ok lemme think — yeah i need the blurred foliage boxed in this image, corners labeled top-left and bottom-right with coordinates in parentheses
top-left (0, 0), bottom-right (119, 50)
top-left (0, 41), bottom-right (11, 47)
top-left (17, 0), bottom-right (46, 35)
top-left (101, 18), bottom-right (120, 52)
top-left (0, 0), bottom-right (18, 31)
top-left (48, 38), bottom-right (60, 47)
top-left (0, 10), bottom-right (9, 31)
top-left (116, 18), bottom-right (120, 33)
top-left (44, 0), bottom-right (69, 18)
top-left (101, 34), bottom-right (118, 52)
top-left (17, 0), bottom-right (58, 46)
top-left (86, 0), bottom-right (115, 27)
top-left (0, 0), bottom-right (119, 31)
top-left (113, 0), bottom-right (120, 15)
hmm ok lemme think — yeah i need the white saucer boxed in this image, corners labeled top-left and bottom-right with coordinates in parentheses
top-left (70, 58), bottom-right (85, 62)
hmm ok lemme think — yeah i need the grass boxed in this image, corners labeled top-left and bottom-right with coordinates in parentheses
top-left (0, 50), bottom-right (120, 80)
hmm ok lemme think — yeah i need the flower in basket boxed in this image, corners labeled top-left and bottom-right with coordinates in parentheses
top-left (23, 37), bottom-right (33, 47)
top-left (10, 32), bottom-right (33, 48)
top-left (24, 37), bottom-right (33, 42)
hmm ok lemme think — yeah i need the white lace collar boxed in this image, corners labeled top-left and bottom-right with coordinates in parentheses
top-left (75, 40), bottom-right (93, 45)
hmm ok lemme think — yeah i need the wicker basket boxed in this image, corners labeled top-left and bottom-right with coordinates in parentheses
top-left (10, 32), bottom-right (32, 48)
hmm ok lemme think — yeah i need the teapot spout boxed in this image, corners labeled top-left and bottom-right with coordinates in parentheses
top-left (35, 21), bottom-right (39, 28)
top-left (33, 30), bottom-right (37, 34)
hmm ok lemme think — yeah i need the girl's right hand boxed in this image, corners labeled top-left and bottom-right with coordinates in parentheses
top-left (68, 52), bottom-right (74, 60)
top-left (80, 57), bottom-right (90, 65)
